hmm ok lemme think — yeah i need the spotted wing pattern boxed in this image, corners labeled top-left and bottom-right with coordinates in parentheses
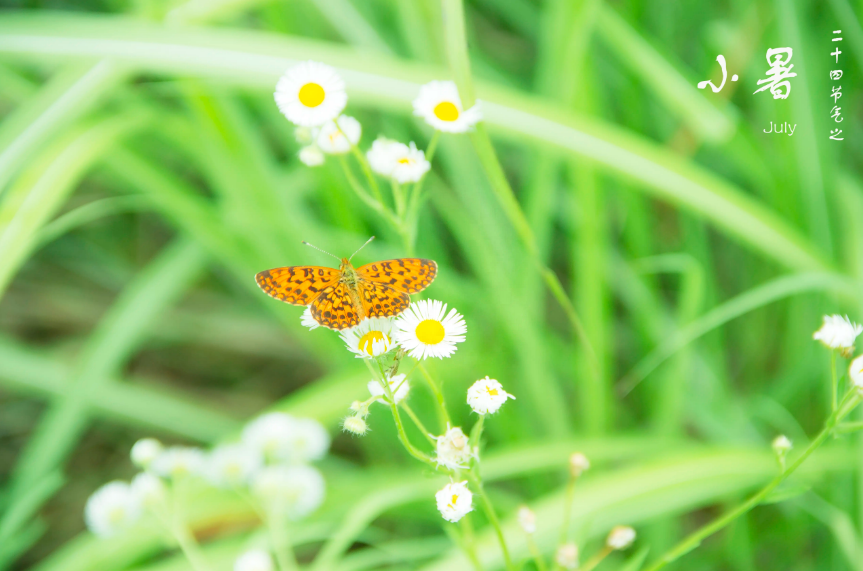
top-left (356, 258), bottom-right (437, 294)
top-left (359, 280), bottom-right (411, 319)
top-left (310, 281), bottom-right (360, 330)
top-left (255, 266), bottom-right (340, 305)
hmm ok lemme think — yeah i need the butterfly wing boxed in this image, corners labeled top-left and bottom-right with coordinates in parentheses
top-left (356, 258), bottom-right (437, 294)
top-left (359, 280), bottom-right (411, 319)
top-left (255, 266), bottom-right (340, 305)
top-left (310, 281), bottom-right (361, 330)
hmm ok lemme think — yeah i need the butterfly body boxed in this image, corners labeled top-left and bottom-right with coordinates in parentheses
top-left (256, 257), bottom-right (437, 331)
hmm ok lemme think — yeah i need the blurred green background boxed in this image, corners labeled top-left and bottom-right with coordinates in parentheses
top-left (0, 0), bottom-right (862, 569)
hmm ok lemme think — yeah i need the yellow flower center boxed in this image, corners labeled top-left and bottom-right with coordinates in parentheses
top-left (358, 331), bottom-right (389, 355)
top-left (486, 387), bottom-right (499, 396)
top-left (433, 101), bottom-right (460, 121)
top-left (298, 82), bottom-right (325, 107)
top-left (416, 319), bottom-right (445, 345)
top-left (451, 494), bottom-right (459, 505)
top-left (108, 507), bottom-right (126, 524)
top-left (397, 157), bottom-right (413, 164)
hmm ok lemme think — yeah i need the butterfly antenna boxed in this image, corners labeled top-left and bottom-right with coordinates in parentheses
top-left (349, 236), bottom-right (375, 261)
top-left (302, 241), bottom-right (340, 261)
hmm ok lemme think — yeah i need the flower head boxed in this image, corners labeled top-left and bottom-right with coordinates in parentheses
top-left (850, 355), bottom-right (863, 390)
top-left (606, 526), bottom-right (636, 550)
top-left (242, 412), bottom-right (329, 464)
top-left (434, 426), bottom-right (474, 469)
top-left (518, 505), bottom-right (536, 534)
top-left (275, 61), bottom-right (347, 127)
top-left (813, 314), bottom-right (862, 354)
top-left (130, 472), bottom-right (166, 510)
top-left (298, 145), bottom-right (325, 167)
top-left (150, 446), bottom-right (205, 480)
top-left (569, 452), bottom-right (590, 478)
top-left (555, 543), bottom-right (579, 570)
top-left (342, 415), bottom-right (369, 436)
top-left (466, 376), bottom-right (514, 414)
top-left (316, 115), bottom-right (361, 154)
top-left (368, 374), bottom-right (410, 404)
top-left (340, 317), bottom-right (394, 358)
top-left (234, 550), bottom-right (274, 571)
top-left (772, 435), bottom-right (792, 455)
top-left (251, 465), bottom-right (325, 520)
top-left (301, 307), bottom-right (320, 330)
top-left (393, 299), bottom-right (466, 360)
top-left (206, 444), bottom-right (263, 488)
top-left (413, 80), bottom-right (482, 133)
top-left (130, 438), bottom-right (163, 469)
top-left (84, 481), bottom-right (141, 537)
top-left (366, 137), bottom-right (431, 183)
top-left (435, 481), bottom-right (473, 522)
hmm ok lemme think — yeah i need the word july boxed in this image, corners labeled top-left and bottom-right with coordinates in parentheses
top-left (763, 121), bottom-right (797, 136)
top-left (698, 48), bottom-right (796, 99)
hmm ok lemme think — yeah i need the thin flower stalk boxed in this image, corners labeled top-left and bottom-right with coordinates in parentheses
top-left (420, 363), bottom-right (451, 428)
top-left (579, 546), bottom-right (612, 571)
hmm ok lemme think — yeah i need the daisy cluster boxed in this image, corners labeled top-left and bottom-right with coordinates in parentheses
top-left (83, 412), bottom-right (329, 540)
top-left (812, 314), bottom-right (863, 393)
top-left (273, 60), bottom-right (481, 172)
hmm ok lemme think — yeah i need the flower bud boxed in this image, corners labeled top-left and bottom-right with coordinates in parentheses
top-left (517, 505), bottom-right (536, 534)
top-left (343, 415), bottom-right (368, 436)
top-left (606, 525), bottom-right (636, 550)
top-left (569, 452), bottom-right (590, 478)
top-left (555, 543), bottom-right (578, 570)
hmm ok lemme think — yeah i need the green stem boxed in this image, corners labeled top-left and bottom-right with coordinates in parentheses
top-left (267, 512), bottom-right (299, 571)
top-left (832, 352), bottom-right (838, 412)
top-left (527, 533), bottom-right (550, 571)
top-left (580, 546), bottom-right (612, 571)
top-left (836, 420), bottom-right (863, 434)
top-left (438, 0), bottom-right (598, 374)
top-left (392, 179), bottom-right (406, 219)
top-left (419, 363), bottom-right (451, 428)
top-left (405, 131), bottom-right (440, 252)
top-left (468, 473), bottom-right (514, 571)
top-left (459, 515), bottom-right (484, 571)
top-left (401, 402), bottom-right (436, 445)
top-left (558, 474), bottom-right (577, 546)
top-left (643, 389), bottom-right (859, 571)
top-left (171, 524), bottom-right (211, 571)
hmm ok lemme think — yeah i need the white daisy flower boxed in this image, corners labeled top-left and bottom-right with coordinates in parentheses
top-left (150, 446), bottom-right (205, 480)
top-left (243, 412), bottom-right (329, 463)
top-left (466, 376), bottom-right (515, 414)
top-left (274, 61), bottom-right (347, 127)
top-left (606, 526), bottom-right (636, 550)
top-left (130, 472), bottom-right (166, 510)
top-left (434, 426), bottom-right (474, 469)
top-left (569, 452), bottom-right (590, 478)
top-left (251, 465), bottom-right (325, 520)
top-left (517, 505), bottom-right (536, 534)
top-left (772, 435), bottom-right (792, 455)
top-left (366, 137), bottom-right (430, 183)
top-left (316, 115), bottom-right (361, 155)
top-left (234, 550), bottom-right (274, 571)
top-left (299, 145), bottom-right (325, 167)
top-left (393, 299), bottom-right (466, 360)
top-left (555, 543), bottom-right (579, 570)
top-left (813, 314), bottom-right (862, 353)
top-left (339, 317), bottom-right (394, 358)
top-left (84, 481), bottom-right (141, 537)
top-left (368, 373), bottom-right (410, 404)
top-left (206, 444), bottom-right (263, 488)
top-left (301, 307), bottom-right (320, 330)
top-left (849, 355), bottom-right (863, 389)
top-left (435, 480), bottom-right (473, 522)
top-left (130, 438), bottom-right (162, 469)
top-left (413, 80), bottom-right (482, 133)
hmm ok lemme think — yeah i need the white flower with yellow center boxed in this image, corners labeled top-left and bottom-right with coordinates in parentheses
top-left (130, 438), bottom-right (162, 470)
top-left (434, 426), bottom-right (474, 469)
top-left (316, 115), bottom-right (361, 154)
top-left (298, 145), bottom-right (325, 167)
top-left (301, 307), bottom-right (320, 330)
top-left (340, 317), bottom-right (394, 358)
top-left (393, 299), bottom-right (466, 360)
top-left (84, 481), bottom-right (141, 537)
top-left (368, 373), bottom-right (409, 404)
top-left (850, 354), bottom-right (863, 389)
top-left (205, 444), bottom-right (263, 488)
top-left (555, 543), bottom-right (579, 570)
top-left (286, 417), bottom-right (331, 463)
top-left (606, 526), bottom-right (636, 550)
top-left (274, 61), bottom-right (347, 127)
top-left (466, 376), bottom-right (515, 414)
top-left (435, 480), bottom-right (473, 522)
top-left (243, 412), bottom-right (329, 463)
top-left (366, 137), bottom-right (430, 183)
top-left (413, 80), bottom-right (482, 133)
top-left (813, 314), bottom-right (862, 353)
top-left (251, 465), bottom-right (325, 520)
top-left (130, 472), bottom-right (166, 510)
top-left (235, 550), bottom-right (274, 571)
top-left (150, 446), bottom-right (205, 480)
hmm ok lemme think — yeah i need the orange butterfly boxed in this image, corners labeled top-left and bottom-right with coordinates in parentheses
top-left (255, 238), bottom-right (437, 331)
